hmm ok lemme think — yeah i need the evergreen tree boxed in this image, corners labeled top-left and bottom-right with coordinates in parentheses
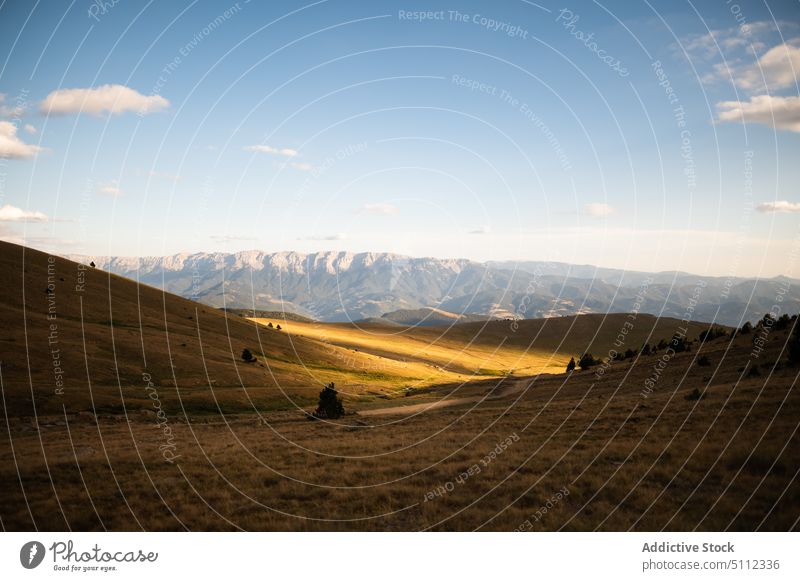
top-left (788, 318), bottom-right (800, 366)
top-left (578, 353), bottom-right (597, 370)
top-left (566, 357), bottom-right (576, 372)
top-left (313, 382), bottom-right (345, 419)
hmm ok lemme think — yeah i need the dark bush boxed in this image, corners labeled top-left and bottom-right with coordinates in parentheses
top-left (241, 348), bottom-right (256, 362)
top-left (775, 314), bottom-right (791, 331)
top-left (685, 387), bottom-right (705, 401)
top-left (699, 327), bottom-right (727, 342)
top-left (697, 355), bottom-right (710, 367)
top-left (578, 353), bottom-right (597, 370)
top-left (566, 357), bottom-right (576, 372)
top-left (788, 316), bottom-right (800, 366)
top-left (313, 382), bottom-right (345, 419)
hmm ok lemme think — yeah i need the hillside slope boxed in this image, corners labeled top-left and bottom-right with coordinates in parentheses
top-left (0, 241), bottom-right (418, 416)
top-left (252, 313), bottom-right (714, 378)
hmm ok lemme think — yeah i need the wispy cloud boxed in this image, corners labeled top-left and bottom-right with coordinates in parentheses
top-left (0, 121), bottom-right (43, 159)
top-left (0, 94), bottom-right (26, 117)
top-left (243, 144), bottom-right (298, 157)
top-left (756, 200), bottom-right (800, 213)
top-left (97, 181), bottom-right (123, 197)
top-left (678, 21), bottom-right (774, 62)
top-left (359, 203), bottom-right (399, 215)
top-left (468, 225), bottom-right (491, 235)
top-left (0, 204), bottom-right (48, 222)
top-left (677, 22), bottom-right (800, 92)
top-left (147, 169), bottom-right (181, 182)
top-left (39, 84), bottom-right (169, 116)
top-left (716, 95), bottom-right (800, 132)
top-left (584, 203), bottom-right (614, 217)
top-left (23, 124), bottom-right (36, 134)
top-left (289, 161), bottom-right (313, 171)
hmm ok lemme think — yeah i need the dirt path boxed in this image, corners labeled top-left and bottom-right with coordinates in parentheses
top-left (357, 377), bottom-right (534, 417)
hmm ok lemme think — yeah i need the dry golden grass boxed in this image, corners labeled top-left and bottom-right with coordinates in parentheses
top-left (2, 325), bottom-right (797, 531)
top-left (1, 240), bottom-right (798, 531)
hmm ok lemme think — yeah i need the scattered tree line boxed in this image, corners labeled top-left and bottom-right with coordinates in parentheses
top-left (564, 312), bottom-right (800, 373)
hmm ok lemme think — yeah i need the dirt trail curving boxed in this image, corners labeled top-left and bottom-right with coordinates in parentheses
top-left (357, 377), bottom-right (534, 417)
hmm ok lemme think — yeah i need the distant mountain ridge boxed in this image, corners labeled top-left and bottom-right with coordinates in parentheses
top-left (66, 250), bottom-right (799, 326)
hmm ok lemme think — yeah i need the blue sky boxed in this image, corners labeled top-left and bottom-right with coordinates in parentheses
top-left (0, 0), bottom-right (799, 276)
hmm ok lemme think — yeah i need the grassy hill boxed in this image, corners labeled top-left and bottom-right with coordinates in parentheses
top-left (0, 241), bottom-right (434, 416)
top-left (254, 314), bottom-right (713, 378)
top-left (0, 240), bottom-right (797, 532)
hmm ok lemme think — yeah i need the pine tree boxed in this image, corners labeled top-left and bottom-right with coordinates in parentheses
top-left (566, 357), bottom-right (576, 372)
top-left (313, 382), bottom-right (345, 419)
top-left (578, 353), bottom-right (597, 370)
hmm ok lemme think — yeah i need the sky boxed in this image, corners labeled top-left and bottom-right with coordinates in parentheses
top-left (0, 0), bottom-right (799, 277)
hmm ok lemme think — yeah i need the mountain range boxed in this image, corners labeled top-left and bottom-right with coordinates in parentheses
top-left (66, 250), bottom-right (798, 326)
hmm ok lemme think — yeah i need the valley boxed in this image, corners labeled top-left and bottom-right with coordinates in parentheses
top-left (0, 240), bottom-right (798, 531)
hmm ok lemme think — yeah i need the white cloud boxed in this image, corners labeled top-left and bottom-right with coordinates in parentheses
top-left (468, 225), bottom-right (491, 235)
top-left (97, 181), bottom-right (123, 196)
top-left (23, 124), bottom-right (36, 134)
top-left (359, 203), bottom-right (399, 215)
top-left (289, 161), bottom-right (313, 171)
top-left (756, 200), bottom-right (800, 213)
top-left (716, 94), bottom-right (800, 132)
top-left (0, 121), bottom-right (43, 159)
top-left (40, 84), bottom-right (169, 116)
top-left (243, 144), bottom-right (298, 157)
top-left (0, 204), bottom-right (48, 222)
top-left (584, 203), bottom-right (614, 217)
top-left (736, 43), bottom-right (800, 91)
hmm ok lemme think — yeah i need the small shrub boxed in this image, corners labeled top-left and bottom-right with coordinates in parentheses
top-left (697, 355), bottom-right (710, 367)
top-left (241, 348), bottom-right (255, 362)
